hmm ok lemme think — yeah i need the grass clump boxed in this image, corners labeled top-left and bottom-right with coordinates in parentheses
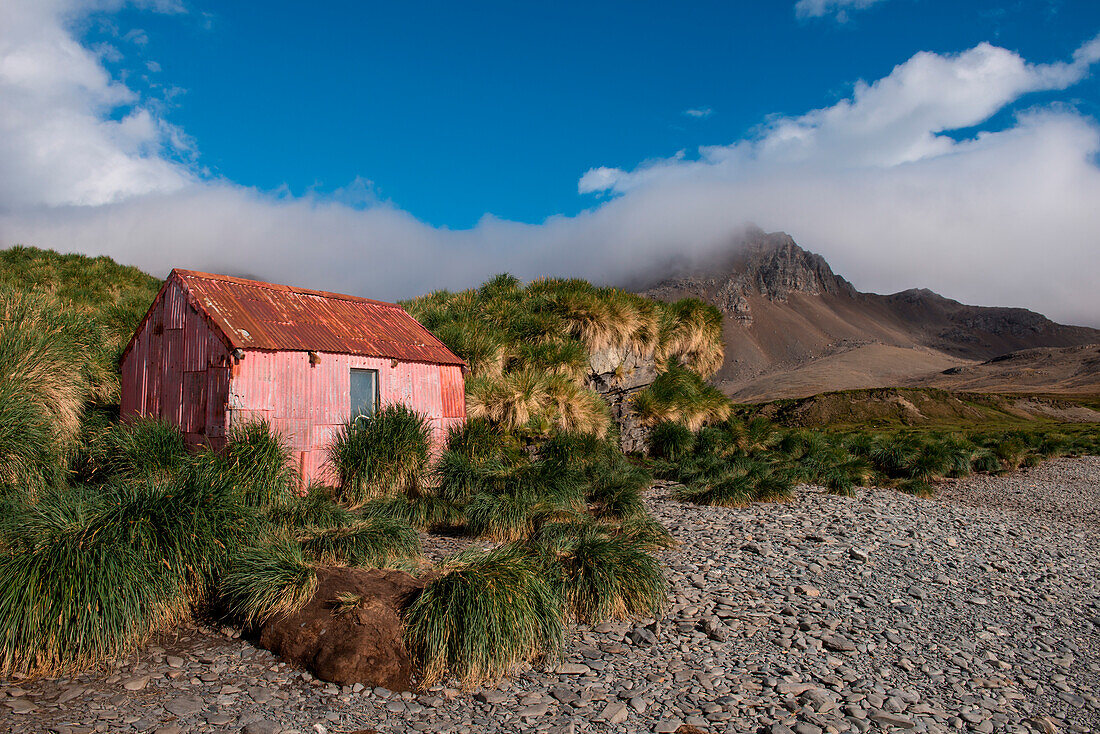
top-left (217, 420), bottom-right (299, 508)
top-left (0, 247), bottom-right (159, 406)
top-left (221, 537), bottom-right (318, 625)
top-left (0, 290), bottom-right (90, 486)
top-left (0, 468), bottom-right (257, 676)
top-left (82, 417), bottom-right (190, 484)
top-left (404, 543), bottom-right (563, 689)
top-left (631, 362), bottom-right (732, 431)
top-left (534, 521), bottom-right (667, 623)
top-left (297, 518), bottom-right (421, 567)
top-left (463, 460), bottom-right (584, 541)
top-left (647, 421), bottom-right (696, 462)
top-left (360, 493), bottom-right (463, 531)
top-left (403, 275), bottom-right (724, 439)
top-left (329, 405), bottom-right (432, 505)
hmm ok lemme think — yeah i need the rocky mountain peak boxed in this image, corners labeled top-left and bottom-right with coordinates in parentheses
top-left (639, 228), bottom-right (854, 323)
top-left (727, 230), bottom-right (855, 301)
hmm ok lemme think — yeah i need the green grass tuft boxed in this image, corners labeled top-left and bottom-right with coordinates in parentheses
top-left (221, 537), bottom-right (317, 625)
top-left (534, 522), bottom-right (667, 624)
top-left (328, 405), bottom-right (432, 505)
top-left (404, 543), bottom-right (563, 689)
top-left (297, 518), bottom-right (421, 567)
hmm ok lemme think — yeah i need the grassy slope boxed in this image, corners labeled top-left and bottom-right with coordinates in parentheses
top-left (0, 246), bottom-right (160, 309)
top-left (0, 246), bottom-right (161, 404)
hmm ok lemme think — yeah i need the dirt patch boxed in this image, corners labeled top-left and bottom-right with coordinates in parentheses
top-left (258, 566), bottom-right (426, 691)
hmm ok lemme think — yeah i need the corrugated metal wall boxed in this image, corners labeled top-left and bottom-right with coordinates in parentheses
top-left (226, 352), bottom-right (466, 485)
top-left (120, 281), bottom-right (232, 446)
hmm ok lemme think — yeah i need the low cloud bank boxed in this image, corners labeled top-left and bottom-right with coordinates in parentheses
top-left (1, 2), bottom-right (1099, 326)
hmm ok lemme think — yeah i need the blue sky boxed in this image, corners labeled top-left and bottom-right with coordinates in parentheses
top-left (87, 0), bottom-right (1100, 227)
top-left (1, 0), bottom-right (1099, 325)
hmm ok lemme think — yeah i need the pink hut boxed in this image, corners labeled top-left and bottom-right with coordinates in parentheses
top-left (120, 269), bottom-right (466, 485)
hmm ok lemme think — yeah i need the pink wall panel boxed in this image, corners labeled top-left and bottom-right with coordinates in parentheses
top-left (224, 350), bottom-right (464, 485)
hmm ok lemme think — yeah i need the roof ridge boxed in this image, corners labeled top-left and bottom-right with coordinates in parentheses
top-left (163, 269), bottom-right (466, 367)
top-left (171, 269), bottom-right (402, 309)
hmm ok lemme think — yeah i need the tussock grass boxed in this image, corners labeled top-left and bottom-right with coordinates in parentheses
top-left (0, 247), bottom-right (159, 406)
top-left (332, 591), bottom-right (364, 615)
top-left (463, 460), bottom-right (585, 541)
top-left (436, 418), bottom-right (524, 502)
top-left (0, 469), bottom-right (257, 676)
top-left (647, 422), bottom-right (696, 461)
top-left (661, 411), bottom-right (1100, 507)
top-left (297, 518), bottom-right (421, 567)
top-left (674, 461), bottom-right (794, 506)
top-left (268, 484), bottom-right (353, 529)
top-left (404, 543), bottom-right (563, 689)
top-left (360, 493), bottom-right (463, 531)
top-left (534, 522), bottom-right (667, 623)
top-left (467, 370), bottom-right (610, 437)
top-left (329, 405), bottom-right (432, 505)
top-left (221, 537), bottom-right (317, 625)
top-left (0, 290), bottom-right (90, 485)
top-left (403, 275), bottom-right (724, 439)
top-left (631, 362), bottom-right (732, 431)
top-left (218, 420), bottom-right (299, 508)
top-left (617, 513), bottom-right (676, 551)
top-left (83, 417), bottom-right (189, 484)
top-left (655, 299), bottom-right (725, 378)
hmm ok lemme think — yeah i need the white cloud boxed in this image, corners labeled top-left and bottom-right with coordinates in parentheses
top-left (684, 107), bottom-right (713, 118)
top-left (795, 0), bottom-right (889, 21)
top-left (0, 0), bottom-right (191, 208)
top-left (1, 2), bottom-right (1099, 328)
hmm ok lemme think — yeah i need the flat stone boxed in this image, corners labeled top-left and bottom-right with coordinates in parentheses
top-left (123, 675), bottom-right (150, 691)
top-left (601, 701), bottom-right (628, 724)
top-left (241, 721), bottom-right (280, 734)
top-left (57, 686), bottom-right (85, 703)
top-left (824, 635), bottom-right (857, 652)
top-left (164, 695), bottom-right (206, 717)
top-left (870, 712), bottom-right (915, 729)
top-left (520, 703), bottom-right (550, 718)
top-left (557, 663), bottom-right (592, 675)
top-left (5, 698), bottom-right (38, 714)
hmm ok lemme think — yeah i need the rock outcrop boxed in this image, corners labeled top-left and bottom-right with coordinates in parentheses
top-left (642, 228), bottom-right (855, 325)
top-left (586, 345), bottom-right (658, 453)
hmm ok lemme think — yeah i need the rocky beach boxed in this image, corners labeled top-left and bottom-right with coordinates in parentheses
top-left (4, 457), bottom-right (1098, 734)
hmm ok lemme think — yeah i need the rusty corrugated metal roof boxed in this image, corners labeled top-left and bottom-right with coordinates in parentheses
top-left (171, 269), bottom-right (465, 366)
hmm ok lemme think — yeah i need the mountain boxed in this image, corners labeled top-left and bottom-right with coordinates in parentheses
top-left (638, 228), bottom-right (1100, 402)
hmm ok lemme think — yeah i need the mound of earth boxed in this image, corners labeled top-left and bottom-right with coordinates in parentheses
top-left (635, 227), bottom-right (1100, 401)
top-left (258, 566), bottom-right (426, 690)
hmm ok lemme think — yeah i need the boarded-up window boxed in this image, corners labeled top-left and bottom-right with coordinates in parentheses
top-left (350, 368), bottom-right (379, 420)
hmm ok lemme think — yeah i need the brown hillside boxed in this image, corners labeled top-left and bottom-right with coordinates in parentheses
top-left (638, 228), bottom-right (1100, 401)
top-left (913, 343), bottom-right (1100, 394)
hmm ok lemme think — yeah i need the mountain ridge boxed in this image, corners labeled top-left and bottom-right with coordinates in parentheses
top-left (637, 228), bottom-right (1100, 401)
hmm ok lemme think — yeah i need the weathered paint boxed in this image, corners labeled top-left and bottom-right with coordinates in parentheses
top-left (120, 274), bottom-right (467, 486)
top-left (121, 280), bottom-right (233, 448)
top-left (128, 270), bottom-right (466, 367)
